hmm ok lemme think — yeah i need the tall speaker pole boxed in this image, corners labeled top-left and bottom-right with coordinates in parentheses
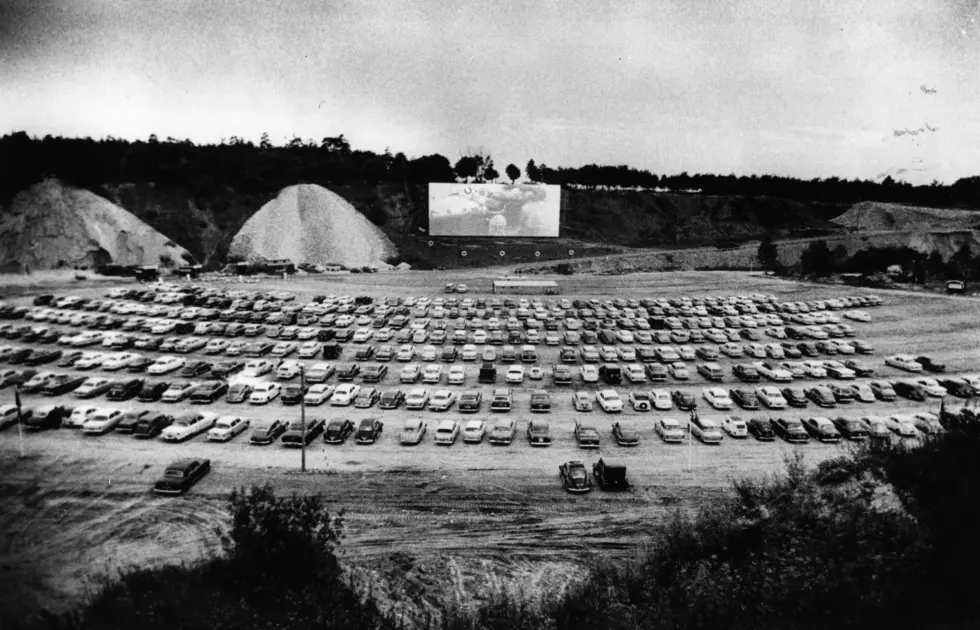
top-left (300, 365), bottom-right (307, 472)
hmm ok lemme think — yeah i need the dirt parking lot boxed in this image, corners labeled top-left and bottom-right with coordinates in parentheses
top-left (1, 269), bottom-right (978, 623)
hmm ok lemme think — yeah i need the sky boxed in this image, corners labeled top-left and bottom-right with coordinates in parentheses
top-left (2, 0), bottom-right (979, 184)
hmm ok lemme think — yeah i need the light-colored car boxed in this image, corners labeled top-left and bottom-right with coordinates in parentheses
top-left (885, 355), bottom-right (924, 373)
top-left (81, 408), bottom-right (124, 435)
top-left (428, 389), bottom-right (457, 411)
top-left (572, 391), bottom-right (594, 411)
top-left (243, 359), bottom-right (274, 377)
top-left (721, 415), bottom-right (749, 438)
top-left (207, 416), bottom-right (249, 442)
top-left (912, 412), bottom-right (943, 435)
top-left (400, 363), bottom-right (422, 383)
top-left (329, 383), bottom-right (360, 406)
top-left (885, 414), bottom-right (919, 437)
top-left (800, 361), bottom-right (828, 378)
top-left (160, 412), bottom-right (217, 442)
top-left (148, 355), bottom-right (185, 375)
top-left (74, 352), bottom-right (109, 370)
top-left (668, 362), bottom-right (690, 379)
top-left (462, 418), bottom-right (486, 443)
top-left (297, 341), bottom-right (321, 358)
top-left (624, 363), bottom-right (647, 384)
top-left (628, 391), bottom-right (652, 411)
top-left (754, 362), bottom-right (794, 382)
top-left (396, 345), bottom-right (415, 361)
top-left (656, 417), bottom-right (685, 443)
top-left (248, 382), bottom-right (282, 405)
top-left (915, 378), bottom-right (948, 397)
top-left (580, 364), bottom-right (600, 383)
top-left (447, 365), bottom-right (466, 385)
top-left (461, 344), bottom-right (478, 361)
top-left (433, 418), bottom-right (460, 445)
top-left (304, 384), bottom-right (335, 405)
top-left (276, 360), bottom-right (302, 380)
top-left (505, 365), bottom-right (525, 384)
top-left (404, 388), bottom-right (431, 410)
top-left (400, 418), bottom-right (427, 445)
top-left (65, 405), bottom-right (99, 428)
top-left (422, 363), bottom-right (443, 384)
top-left (651, 389), bottom-right (672, 410)
top-left (161, 381), bottom-right (199, 403)
top-left (596, 389), bottom-right (624, 413)
top-left (102, 352), bottom-right (142, 371)
top-left (756, 386), bottom-right (787, 409)
top-left (421, 345), bottom-right (438, 362)
top-left (74, 377), bottom-right (112, 399)
top-left (702, 388), bottom-right (734, 410)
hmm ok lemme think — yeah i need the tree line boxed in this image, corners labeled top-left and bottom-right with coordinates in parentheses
top-left (1, 131), bottom-right (978, 208)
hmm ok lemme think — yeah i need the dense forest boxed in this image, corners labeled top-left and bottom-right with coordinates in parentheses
top-left (2, 131), bottom-right (978, 209)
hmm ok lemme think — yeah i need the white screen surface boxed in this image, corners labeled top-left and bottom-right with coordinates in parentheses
top-left (428, 184), bottom-right (561, 237)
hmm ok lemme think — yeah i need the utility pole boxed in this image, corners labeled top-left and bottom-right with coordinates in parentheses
top-left (14, 385), bottom-right (24, 458)
top-left (300, 365), bottom-right (307, 472)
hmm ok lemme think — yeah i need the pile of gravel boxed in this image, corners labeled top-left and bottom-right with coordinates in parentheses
top-left (228, 184), bottom-right (397, 267)
top-left (0, 178), bottom-right (191, 272)
top-left (833, 201), bottom-right (980, 232)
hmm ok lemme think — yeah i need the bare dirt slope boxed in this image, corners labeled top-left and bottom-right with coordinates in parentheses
top-left (0, 179), bottom-right (191, 273)
top-left (833, 201), bottom-right (980, 232)
top-left (228, 184), bottom-right (397, 268)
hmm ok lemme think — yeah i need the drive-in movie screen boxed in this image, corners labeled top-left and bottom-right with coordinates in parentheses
top-left (428, 183), bottom-right (561, 237)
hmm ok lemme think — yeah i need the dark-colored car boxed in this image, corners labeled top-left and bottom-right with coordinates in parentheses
top-left (24, 405), bottom-right (70, 431)
top-left (56, 350), bottom-right (84, 368)
top-left (730, 388), bottom-right (761, 410)
top-left (137, 381), bottom-right (171, 402)
top-left (893, 380), bottom-right (927, 401)
top-left (40, 374), bottom-right (87, 396)
top-left (770, 417), bottom-right (810, 443)
top-left (938, 378), bottom-right (978, 399)
top-left (355, 418), bottom-right (383, 444)
top-left (281, 384), bottom-right (309, 405)
top-left (530, 389), bottom-right (551, 413)
top-left (671, 389), bottom-right (697, 410)
top-left (843, 359), bottom-right (874, 377)
top-left (210, 361), bottom-right (245, 378)
top-left (190, 380), bottom-right (229, 404)
top-left (179, 361), bottom-right (211, 378)
top-left (25, 348), bottom-right (63, 367)
top-left (805, 385), bottom-right (836, 408)
top-left (106, 378), bottom-right (145, 401)
top-left (280, 417), bottom-right (326, 446)
top-left (323, 418), bottom-right (355, 444)
top-left (828, 383), bottom-right (857, 404)
top-left (362, 364), bottom-right (388, 383)
top-left (116, 409), bottom-right (152, 433)
top-left (915, 356), bottom-right (946, 373)
top-left (796, 342), bottom-right (819, 357)
top-left (802, 417), bottom-right (842, 443)
top-left (592, 458), bottom-right (629, 490)
top-left (599, 364), bottom-right (622, 385)
top-left (6, 347), bottom-right (33, 364)
top-left (336, 363), bottom-right (360, 381)
top-left (226, 382), bottom-right (254, 404)
top-left (869, 380), bottom-right (897, 401)
top-left (153, 459), bottom-right (211, 495)
top-left (134, 412), bottom-right (175, 439)
top-left (832, 417), bottom-right (869, 441)
top-left (612, 421), bottom-right (640, 446)
top-left (732, 364), bottom-right (761, 383)
top-left (378, 388), bottom-right (405, 410)
top-left (558, 460), bottom-right (592, 493)
top-left (527, 418), bottom-right (552, 446)
top-left (249, 419), bottom-right (288, 445)
top-left (126, 357), bottom-right (155, 373)
top-left (747, 417), bottom-right (776, 441)
top-left (353, 387), bottom-right (381, 409)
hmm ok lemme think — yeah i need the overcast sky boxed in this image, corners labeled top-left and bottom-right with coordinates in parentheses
top-left (3, 0), bottom-right (978, 183)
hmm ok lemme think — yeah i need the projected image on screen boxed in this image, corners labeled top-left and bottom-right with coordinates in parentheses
top-left (428, 184), bottom-right (561, 237)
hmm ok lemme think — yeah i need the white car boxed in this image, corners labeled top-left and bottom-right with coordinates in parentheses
top-left (352, 328), bottom-right (373, 343)
top-left (447, 365), bottom-right (466, 385)
top-left (249, 382), bottom-right (282, 405)
top-left (596, 389), bottom-right (624, 413)
top-left (754, 362), bottom-right (793, 382)
top-left (912, 411), bottom-right (944, 435)
top-left (81, 408), bottom-right (124, 435)
top-left (764, 343), bottom-right (785, 359)
top-left (745, 343), bottom-right (767, 359)
top-left (74, 377), bottom-right (111, 398)
top-left (276, 360), bottom-right (302, 380)
top-left (505, 365), bottom-right (525, 384)
top-left (624, 363), bottom-right (647, 384)
top-left (721, 415), bottom-right (749, 438)
top-left (844, 310), bottom-right (871, 322)
top-left (628, 391), bottom-right (652, 411)
top-left (915, 378), bottom-right (948, 397)
top-left (160, 412), bottom-right (217, 442)
top-left (243, 360), bottom-right (274, 377)
top-left (656, 346), bottom-right (680, 363)
top-left (850, 382), bottom-right (875, 402)
top-left (885, 414), bottom-right (919, 437)
top-left (756, 386), bottom-right (787, 409)
top-left (204, 338), bottom-right (230, 354)
top-left (828, 340), bottom-right (855, 355)
top-left (580, 364), bottom-right (600, 383)
top-left (421, 345), bottom-right (438, 362)
top-left (800, 361), bottom-right (828, 378)
top-left (885, 355), bottom-right (923, 373)
top-left (297, 341), bottom-right (321, 358)
top-left (434, 419), bottom-right (460, 445)
top-left (396, 345), bottom-right (415, 361)
top-left (617, 346), bottom-right (637, 362)
top-left (648, 389), bottom-right (671, 410)
top-left (65, 405), bottom-right (99, 428)
top-left (676, 345), bottom-right (696, 361)
top-left (405, 388), bottom-right (431, 410)
top-left (329, 383), bottom-right (360, 406)
top-left (655, 417), bottom-right (685, 443)
top-left (702, 388), bottom-right (734, 410)
top-left (161, 382), bottom-right (198, 403)
top-left (428, 389), bottom-right (457, 411)
top-left (207, 416), bottom-right (250, 442)
top-left (148, 356), bottom-right (185, 375)
top-left (74, 352), bottom-right (109, 370)
top-left (668, 362), bottom-right (690, 379)
top-left (422, 364), bottom-right (443, 384)
top-left (461, 344), bottom-right (478, 361)
top-left (102, 352), bottom-right (142, 371)
top-left (304, 384), bottom-right (335, 405)
top-left (462, 418), bottom-right (487, 443)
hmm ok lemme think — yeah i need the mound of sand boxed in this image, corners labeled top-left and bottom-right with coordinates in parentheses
top-left (0, 179), bottom-right (191, 273)
top-left (228, 184), bottom-right (396, 267)
top-left (833, 201), bottom-right (980, 232)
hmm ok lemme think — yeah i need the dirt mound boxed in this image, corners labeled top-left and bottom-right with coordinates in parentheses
top-left (833, 201), bottom-right (980, 232)
top-left (0, 179), bottom-right (191, 272)
top-left (229, 184), bottom-right (396, 267)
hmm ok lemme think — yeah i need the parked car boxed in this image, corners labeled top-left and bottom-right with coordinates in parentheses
top-left (153, 459), bottom-right (211, 495)
top-left (249, 419), bottom-right (288, 445)
top-left (559, 461), bottom-right (592, 493)
top-left (527, 418), bottom-right (552, 446)
top-left (770, 417), bottom-right (809, 443)
top-left (612, 421), bottom-right (640, 446)
top-left (207, 416), bottom-right (250, 442)
top-left (323, 419), bottom-right (355, 444)
top-left (689, 414), bottom-right (724, 443)
top-left (747, 417), bottom-right (776, 441)
top-left (354, 418), bottom-right (383, 444)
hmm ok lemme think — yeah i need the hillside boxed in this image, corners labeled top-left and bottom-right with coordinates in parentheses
top-left (833, 200), bottom-right (980, 232)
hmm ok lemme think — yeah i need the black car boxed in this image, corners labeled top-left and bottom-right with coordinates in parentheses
top-left (457, 390), bottom-right (482, 413)
top-left (153, 459), bottom-right (211, 495)
top-left (190, 380), bottom-right (229, 403)
top-left (770, 417), bottom-right (809, 443)
top-left (24, 348), bottom-right (63, 367)
top-left (6, 347), bottom-right (33, 364)
top-left (280, 417), bottom-right (326, 446)
top-left (226, 382), bottom-right (253, 403)
top-left (915, 356), bottom-right (946, 373)
top-left (126, 357), bottom-right (155, 373)
top-left (355, 346), bottom-right (375, 361)
top-left (210, 361), bottom-right (244, 378)
top-left (828, 384), bottom-right (856, 404)
top-left (893, 380), bottom-right (926, 401)
top-left (137, 381), bottom-right (170, 402)
top-left (179, 361), bottom-right (211, 378)
top-left (805, 386), bottom-right (837, 408)
top-left (832, 417), bottom-right (869, 441)
top-left (249, 419), bottom-right (288, 445)
top-left (747, 417), bottom-right (776, 441)
top-left (730, 388), bottom-right (761, 410)
top-left (671, 390), bottom-right (697, 410)
top-left (56, 350), bottom-right (84, 368)
top-left (336, 363), bottom-right (360, 381)
top-left (40, 374), bottom-right (87, 396)
top-left (281, 384), bottom-right (309, 405)
top-left (558, 460), bottom-right (592, 493)
top-left (323, 418), bottom-right (355, 444)
top-left (1, 368), bottom-right (38, 388)
top-left (796, 342), bottom-right (819, 357)
top-left (106, 378), bottom-right (144, 401)
top-left (378, 389), bottom-right (405, 410)
top-left (362, 364), bottom-right (388, 383)
top-left (802, 417), bottom-right (842, 443)
top-left (938, 378), bottom-right (977, 399)
top-left (116, 409), bottom-right (152, 433)
top-left (732, 364), bottom-right (761, 383)
top-left (24, 405), bottom-right (70, 431)
top-left (355, 418), bottom-right (383, 444)
top-left (133, 412), bottom-right (175, 438)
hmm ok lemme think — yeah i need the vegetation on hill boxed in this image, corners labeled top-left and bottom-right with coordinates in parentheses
top-left (1, 132), bottom-right (977, 266)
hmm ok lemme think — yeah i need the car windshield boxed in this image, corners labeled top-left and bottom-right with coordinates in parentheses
top-left (164, 470), bottom-right (186, 479)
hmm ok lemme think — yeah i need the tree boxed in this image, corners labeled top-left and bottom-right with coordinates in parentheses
top-left (260, 132), bottom-right (271, 149)
top-left (454, 156), bottom-right (480, 182)
top-left (799, 240), bottom-right (835, 277)
top-left (505, 163), bottom-right (520, 183)
top-left (526, 159), bottom-right (540, 182)
top-left (483, 161), bottom-right (499, 183)
top-left (757, 237), bottom-right (779, 271)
